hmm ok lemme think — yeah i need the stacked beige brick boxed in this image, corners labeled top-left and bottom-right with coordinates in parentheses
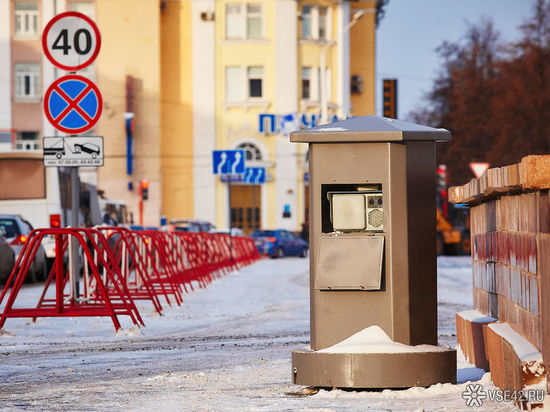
top-left (450, 155), bottom-right (550, 397)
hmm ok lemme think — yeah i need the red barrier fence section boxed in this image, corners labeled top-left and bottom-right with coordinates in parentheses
top-left (0, 228), bottom-right (260, 331)
top-left (96, 227), bottom-right (165, 315)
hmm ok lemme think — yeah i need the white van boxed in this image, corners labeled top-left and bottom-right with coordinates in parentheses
top-left (0, 151), bottom-right (101, 264)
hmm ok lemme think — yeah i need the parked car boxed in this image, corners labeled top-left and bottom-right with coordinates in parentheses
top-left (212, 228), bottom-right (245, 237)
top-left (166, 219), bottom-right (216, 233)
top-left (0, 215), bottom-right (47, 283)
top-left (0, 232), bottom-right (15, 283)
top-left (250, 229), bottom-right (308, 258)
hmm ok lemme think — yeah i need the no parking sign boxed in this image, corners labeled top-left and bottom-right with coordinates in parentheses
top-left (44, 75), bottom-right (102, 134)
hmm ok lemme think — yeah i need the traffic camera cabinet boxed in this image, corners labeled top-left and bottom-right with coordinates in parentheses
top-left (289, 115), bottom-right (456, 388)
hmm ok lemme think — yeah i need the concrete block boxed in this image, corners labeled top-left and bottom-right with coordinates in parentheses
top-left (456, 311), bottom-right (495, 371)
top-left (503, 164), bottom-right (521, 188)
top-left (485, 324), bottom-right (505, 388)
top-left (448, 185), bottom-right (463, 204)
top-left (520, 155), bottom-right (550, 190)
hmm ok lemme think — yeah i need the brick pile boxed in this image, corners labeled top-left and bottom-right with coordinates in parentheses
top-left (450, 155), bottom-right (550, 396)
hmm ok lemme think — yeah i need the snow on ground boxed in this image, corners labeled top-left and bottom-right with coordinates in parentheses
top-left (0, 256), bottom-right (521, 410)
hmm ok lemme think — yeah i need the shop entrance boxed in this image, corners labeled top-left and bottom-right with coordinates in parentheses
top-left (230, 184), bottom-right (261, 235)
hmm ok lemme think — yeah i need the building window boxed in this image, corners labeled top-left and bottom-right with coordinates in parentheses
top-left (226, 4), bottom-right (243, 38)
top-left (302, 67), bottom-right (311, 99)
top-left (301, 6), bottom-right (311, 38)
top-left (225, 66), bottom-right (264, 102)
top-left (237, 142), bottom-right (262, 161)
top-left (14, 2), bottom-right (39, 36)
top-left (68, 1), bottom-right (95, 19)
top-left (318, 7), bottom-right (328, 40)
top-left (15, 131), bottom-right (40, 151)
top-left (300, 5), bottom-right (331, 41)
top-left (16, 131), bottom-right (38, 140)
top-left (225, 3), bottom-right (263, 39)
top-left (14, 63), bottom-right (40, 100)
top-left (246, 4), bottom-right (262, 38)
top-left (248, 67), bottom-right (263, 98)
top-left (226, 66), bottom-right (243, 102)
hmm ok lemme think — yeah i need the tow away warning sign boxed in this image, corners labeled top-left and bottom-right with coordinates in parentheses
top-left (43, 136), bottom-right (104, 167)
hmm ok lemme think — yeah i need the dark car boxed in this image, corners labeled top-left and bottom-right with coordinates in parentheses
top-left (250, 229), bottom-right (308, 258)
top-left (0, 215), bottom-right (47, 283)
top-left (0, 233), bottom-right (15, 283)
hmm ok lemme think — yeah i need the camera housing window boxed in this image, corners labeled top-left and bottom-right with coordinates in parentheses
top-left (321, 184), bottom-right (383, 233)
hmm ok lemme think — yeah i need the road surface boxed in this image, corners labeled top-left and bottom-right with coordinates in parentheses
top-left (0, 256), bottom-right (519, 410)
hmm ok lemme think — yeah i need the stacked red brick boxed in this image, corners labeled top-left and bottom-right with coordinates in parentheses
top-left (450, 155), bottom-right (550, 397)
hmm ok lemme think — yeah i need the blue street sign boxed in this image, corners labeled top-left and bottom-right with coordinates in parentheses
top-left (243, 167), bottom-right (266, 184)
top-left (44, 74), bottom-right (102, 134)
top-left (259, 113), bottom-right (277, 133)
top-left (220, 174), bottom-right (245, 183)
top-left (212, 150), bottom-right (246, 175)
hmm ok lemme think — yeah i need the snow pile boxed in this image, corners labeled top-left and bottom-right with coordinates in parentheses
top-left (115, 326), bottom-right (142, 337)
top-left (0, 329), bottom-right (15, 337)
top-left (488, 322), bottom-right (546, 382)
top-left (317, 325), bottom-right (447, 354)
top-left (315, 372), bottom-right (496, 400)
top-left (458, 309), bottom-right (496, 324)
top-left (488, 323), bottom-right (541, 363)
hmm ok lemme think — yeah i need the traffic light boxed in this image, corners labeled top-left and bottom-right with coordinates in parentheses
top-left (140, 179), bottom-right (149, 200)
top-left (383, 79), bottom-right (397, 119)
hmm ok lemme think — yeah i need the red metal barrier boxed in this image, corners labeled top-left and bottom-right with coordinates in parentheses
top-left (95, 227), bottom-right (164, 314)
top-left (0, 227), bottom-right (260, 332)
top-left (0, 228), bottom-right (143, 331)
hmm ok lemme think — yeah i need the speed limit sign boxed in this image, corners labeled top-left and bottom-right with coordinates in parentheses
top-left (42, 11), bottom-right (101, 71)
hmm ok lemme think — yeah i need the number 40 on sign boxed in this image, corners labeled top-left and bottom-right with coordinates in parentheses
top-left (42, 11), bottom-right (101, 71)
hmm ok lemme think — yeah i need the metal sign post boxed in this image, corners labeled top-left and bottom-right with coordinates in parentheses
top-left (70, 163), bottom-right (80, 298)
top-left (42, 11), bottom-right (103, 302)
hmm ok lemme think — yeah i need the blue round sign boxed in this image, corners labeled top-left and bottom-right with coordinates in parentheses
top-left (44, 74), bottom-right (102, 134)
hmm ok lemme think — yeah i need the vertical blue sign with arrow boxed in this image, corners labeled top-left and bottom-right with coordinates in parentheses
top-left (212, 150), bottom-right (246, 175)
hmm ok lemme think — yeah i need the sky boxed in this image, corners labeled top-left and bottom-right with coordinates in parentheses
top-left (376, 0), bottom-right (537, 120)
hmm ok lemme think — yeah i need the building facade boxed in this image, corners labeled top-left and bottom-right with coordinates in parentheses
top-left (0, 0), bottom-right (382, 233)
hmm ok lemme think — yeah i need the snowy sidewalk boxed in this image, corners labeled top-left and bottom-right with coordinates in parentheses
top-left (0, 256), bottom-right (520, 410)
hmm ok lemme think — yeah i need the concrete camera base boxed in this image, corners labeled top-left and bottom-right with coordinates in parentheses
top-left (291, 347), bottom-right (457, 389)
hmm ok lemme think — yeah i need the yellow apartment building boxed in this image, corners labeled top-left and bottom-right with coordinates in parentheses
top-left (0, 0), bottom-right (384, 232)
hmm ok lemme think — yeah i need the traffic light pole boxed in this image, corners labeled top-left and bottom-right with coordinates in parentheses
top-left (139, 184), bottom-right (144, 225)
